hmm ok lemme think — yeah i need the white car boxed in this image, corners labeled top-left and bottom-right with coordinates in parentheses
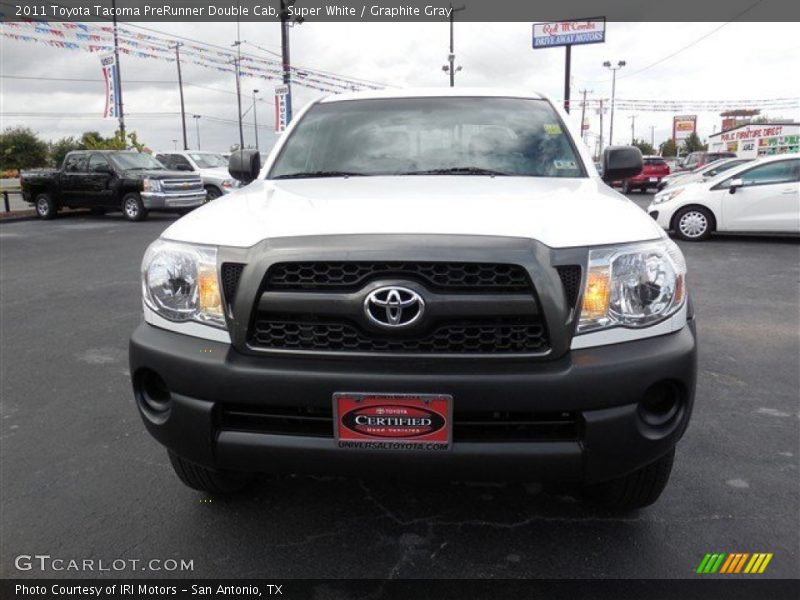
top-left (155, 151), bottom-right (240, 199)
top-left (657, 157), bottom-right (751, 191)
top-left (648, 155), bottom-right (800, 241)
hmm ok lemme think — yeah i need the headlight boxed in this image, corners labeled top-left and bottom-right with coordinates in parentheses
top-left (653, 188), bottom-right (684, 205)
top-left (221, 179), bottom-right (239, 190)
top-left (142, 178), bottom-right (163, 193)
top-left (577, 240), bottom-right (686, 333)
top-left (141, 240), bottom-right (225, 328)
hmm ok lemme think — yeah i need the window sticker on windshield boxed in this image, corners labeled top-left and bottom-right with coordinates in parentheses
top-left (554, 160), bottom-right (577, 170)
top-left (543, 123), bottom-right (562, 135)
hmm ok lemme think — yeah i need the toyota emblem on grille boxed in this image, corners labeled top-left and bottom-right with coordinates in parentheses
top-left (364, 286), bottom-right (425, 329)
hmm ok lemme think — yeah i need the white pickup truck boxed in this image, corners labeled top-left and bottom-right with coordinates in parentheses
top-left (130, 89), bottom-right (696, 510)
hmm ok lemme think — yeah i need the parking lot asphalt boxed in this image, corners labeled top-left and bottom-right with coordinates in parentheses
top-left (1, 193), bottom-right (798, 580)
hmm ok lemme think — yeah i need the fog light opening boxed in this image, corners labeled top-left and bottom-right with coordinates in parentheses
top-left (139, 369), bottom-right (172, 413)
top-left (639, 381), bottom-right (682, 428)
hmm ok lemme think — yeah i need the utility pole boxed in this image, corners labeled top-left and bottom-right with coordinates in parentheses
top-left (598, 98), bottom-right (605, 158)
top-left (602, 60), bottom-right (625, 146)
top-left (442, 4), bottom-right (466, 87)
top-left (629, 114), bottom-right (635, 144)
top-left (564, 45), bottom-right (572, 113)
top-left (111, 0), bottom-right (125, 142)
top-left (173, 43), bottom-right (188, 151)
top-left (579, 89), bottom-right (592, 144)
top-left (193, 115), bottom-right (201, 150)
top-left (650, 125), bottom-right (655, 148)
top-left (232, 44), bottom-right (244, 149)
top-left (252, 89), bottom-right (260, 151)
top-left (280, 0), bottom-right (294, 124)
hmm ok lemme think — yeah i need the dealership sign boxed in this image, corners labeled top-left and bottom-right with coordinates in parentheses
top-left (673, 115), bottom-right (697, 142)
top-left (274, 85), bottom-right (289, 133)
top-left (532, 18), bottom-right (606, 48)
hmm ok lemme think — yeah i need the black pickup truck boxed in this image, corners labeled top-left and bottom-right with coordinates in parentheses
top-left (20, 150), bottom-right (207, 221)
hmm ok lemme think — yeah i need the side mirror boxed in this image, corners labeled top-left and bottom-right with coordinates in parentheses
top-left (229, 149), bottom-right (261, 184)
top-left (728, 178), bottom-right (743, 194)
top-left (602, 146), bottom-right (643, 183)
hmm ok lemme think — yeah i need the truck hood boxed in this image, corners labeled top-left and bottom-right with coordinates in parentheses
top-left (196, 167), bottom-right (231, 180)
top-left (162, 176), bottom-right (665, 249)
top-left (124, 169), bottom-right (197, 180)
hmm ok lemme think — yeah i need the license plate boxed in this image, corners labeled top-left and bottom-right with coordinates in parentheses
top-left (333, 393), bottom-right (452, 451)
top-left (649, 177), bottom-right (659, 182)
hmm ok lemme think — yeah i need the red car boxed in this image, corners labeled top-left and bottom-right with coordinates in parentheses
top-left (620, 156), bottom-right (671, 193)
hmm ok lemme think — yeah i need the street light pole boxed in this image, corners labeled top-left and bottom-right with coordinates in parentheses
top-left (603, 60), bottom-right (626, 146)
top-left (193, 115), bottom-right (201, 150)
top-left (252, 89), bottom-right (260, 151)
top-left (442, 4), bottom-right (465, 86)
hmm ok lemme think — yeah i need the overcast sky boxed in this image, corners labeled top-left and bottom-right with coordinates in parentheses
top-left (1, 21), bottom-right (799, 155)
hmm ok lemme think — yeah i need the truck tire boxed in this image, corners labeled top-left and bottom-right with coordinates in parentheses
top-left (34, 193), bottom-right (58, 219)
top-left (204, 186), bottom-right (222, 200)
top-left (167, 450), bottom-right (254, 494)
top-left (584, 448), bottom-right (675, 510)
top-left (122, 192), bottom-right (148, 222)
top-left (673, 206), bottom-right (714, 241)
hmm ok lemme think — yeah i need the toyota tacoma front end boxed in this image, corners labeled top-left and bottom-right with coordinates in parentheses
top-left (130, 90), bottom-right (697, 509)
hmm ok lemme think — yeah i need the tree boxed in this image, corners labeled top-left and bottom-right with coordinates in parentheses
top-left (682, 132), bottom-right (706, 153)
top-left (50, 136), bottom-right (83, 167)
top-left (81, 129), bottom-right (147, 152)
top-left (632, 138), bottom-right (656, 156)
top-left (0, 127), bottom-right (49, 171)
top-left (659, 138), bottom-right (678, 157)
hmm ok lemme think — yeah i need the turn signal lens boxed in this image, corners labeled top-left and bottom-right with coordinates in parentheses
top-left (198, 264), bottom-right (223, 320)
top-left (581, 267), bottom-right (610, 320)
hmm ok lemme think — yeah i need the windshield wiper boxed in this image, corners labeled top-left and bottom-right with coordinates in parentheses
top-left (273, 170), bottom-right (366, 179)
top-left (398, 167), bottom-right (511, 176)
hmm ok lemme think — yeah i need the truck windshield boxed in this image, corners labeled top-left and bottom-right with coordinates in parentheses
top-left (188, 153), bottom-right (228, 168)
top-left (110, 152), bottom-right (165, 171)
top-left (269, 97), bottom-right (585, 179)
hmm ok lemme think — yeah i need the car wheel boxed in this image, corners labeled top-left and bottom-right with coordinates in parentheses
top-left (205, 186), bottom-right (222, 201)
top-left (584, 448), bottom-right (675, 510)
top-left (674, 206), bottom-right (714, 241)
top-left (621, 180), bottom-right (631, 194)
top-left (168, 450), bottom-right (254, 494)
top-left (34, 193), bottom-right (57, 219)
top-left (121, 192), bottom-right (148, 222)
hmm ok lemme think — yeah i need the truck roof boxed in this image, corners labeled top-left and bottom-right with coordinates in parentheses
top-left (318, 87), bottom-right (547, 104)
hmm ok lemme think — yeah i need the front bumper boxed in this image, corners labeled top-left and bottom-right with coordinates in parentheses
top-left (141, 191), bottom-right (207, 210)
top-left (129, 318), bottom-right (697, 485)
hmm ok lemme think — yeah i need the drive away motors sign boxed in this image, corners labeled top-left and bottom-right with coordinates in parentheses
top-left (532, 18), bottom-right (606, 48)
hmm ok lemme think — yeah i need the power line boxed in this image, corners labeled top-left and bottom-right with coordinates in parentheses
top-left (577, 0), bottom-right (767, 85)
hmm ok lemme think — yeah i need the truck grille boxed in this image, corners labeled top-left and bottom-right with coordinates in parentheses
top-left (248, 261), bottom-right (551, 356)
top-left (219, 404), bottom-right (582, 442)
top-left (556, 266), bottom-right (582, 310)
top-left (266, 261), bottom-right (531, 292)
top-left (251, 317), bottom-right (547, 354)
top-left (161, 177), bottom-right (203, 194)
